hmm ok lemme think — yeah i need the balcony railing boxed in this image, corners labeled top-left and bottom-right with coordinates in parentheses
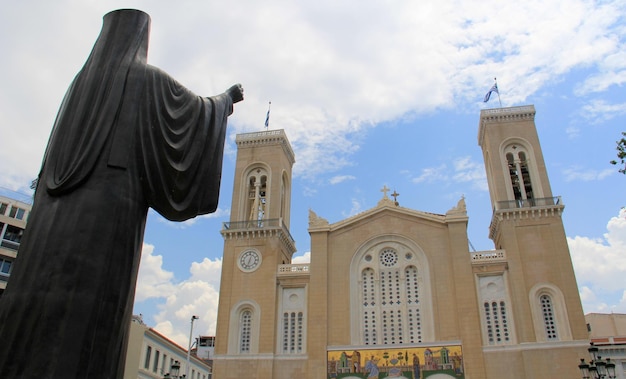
top-left (471, 250), bottom-right (506, 263)
top-left (277, 264), bottom-right (310, 276)
top-left (0, 239), bottom-right (19, 251)
top-left (223, 218), bottom-right (282, 230)
top-left (495, 196), bottom-right (561, 211)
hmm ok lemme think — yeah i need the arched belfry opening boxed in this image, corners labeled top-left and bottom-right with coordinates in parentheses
top-left (280, 170), bottom-right (291, 225)
top-left (245, 167), bottom-right (268, 222)
top-left (504, 144), bottom-right (534, 205)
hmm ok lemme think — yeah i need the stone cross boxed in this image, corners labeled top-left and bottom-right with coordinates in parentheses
top-left (381, 185), bottom-right (390, 198)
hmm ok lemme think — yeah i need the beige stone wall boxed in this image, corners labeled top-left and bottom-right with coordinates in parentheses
top-left (483, 343), bottom-right (589, 379)
top-left (587, 313), bottom-right (626, 337)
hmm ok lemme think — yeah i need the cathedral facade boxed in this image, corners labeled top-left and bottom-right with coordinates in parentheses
top-left (213, 105), bottom-right (589, 378)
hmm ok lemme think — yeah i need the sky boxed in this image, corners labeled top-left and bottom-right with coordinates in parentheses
top-left (1, 1), bottom-right (625, 347)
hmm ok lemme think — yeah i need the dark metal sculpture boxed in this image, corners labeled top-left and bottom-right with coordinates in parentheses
top-left (0, 9), bottom-right (243, 378)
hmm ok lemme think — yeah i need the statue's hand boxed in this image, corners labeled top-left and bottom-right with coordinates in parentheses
top-left (226, 83), bottom-right (244, 103)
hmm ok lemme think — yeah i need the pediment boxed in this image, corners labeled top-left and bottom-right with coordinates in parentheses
top-left (308, 195), bottom-right (468, 235)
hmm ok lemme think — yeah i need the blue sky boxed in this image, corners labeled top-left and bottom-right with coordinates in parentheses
top-left (1, 1), bottom-right (625, 346)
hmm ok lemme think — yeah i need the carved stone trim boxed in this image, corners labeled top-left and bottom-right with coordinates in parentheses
top-left (488, 205), bottom-right (564, 240)
top-left (221, 227), bottom-right (296, 255)
top-left (236, 129), bottom-right (295, 165)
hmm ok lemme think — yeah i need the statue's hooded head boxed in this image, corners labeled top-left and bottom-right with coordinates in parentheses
top-left (91, 9), bottom-right (151, 66)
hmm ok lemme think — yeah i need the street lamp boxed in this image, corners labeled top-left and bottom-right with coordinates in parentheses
top-left (578, 343), bottom-right (617, 379)
top-left (163, 360), bottom-right (181, 379)
top-left (186, 315), bottom-right (199, 379)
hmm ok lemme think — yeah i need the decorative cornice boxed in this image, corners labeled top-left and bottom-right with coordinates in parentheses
top-left (308, 209), bottom-right (329, 229)
top-left (236, 129), bottom-right (296, 165)
top-left (489, 204), bottom-right (564, 241)
top-left (326, 205), bottom-right (448, 233)
top-left (478, 105), bottom-right (536, 146)
top-left (221, 226), bottom-right (296, 255)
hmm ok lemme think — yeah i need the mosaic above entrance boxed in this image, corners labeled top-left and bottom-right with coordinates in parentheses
top-left (327, 344), bottom-right (464, 379)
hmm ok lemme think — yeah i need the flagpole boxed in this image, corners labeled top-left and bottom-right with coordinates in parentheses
top-left (494, 77), bottom-right (502, 107)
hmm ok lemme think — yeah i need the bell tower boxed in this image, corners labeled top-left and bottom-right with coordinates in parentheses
top-left (477, 105), bottom-right (587, 347)
top-left (213, 130), bottom-right (297, 378)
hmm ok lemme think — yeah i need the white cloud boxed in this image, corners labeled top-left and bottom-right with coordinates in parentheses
top-left (329, 175), bottom-right (356, 185)
top-left (580, 100), bottom-right (626, 123)
top-left (342, 198), bottom-right (364, 218)
top-left (407, 157), bottom-right (486, 191)
top-left (411, 164), bottom-right (449, 184)
top-left (565, 126), bottom-right (581, 139)
top-left (569, 209), bottom-right (626, 313)
top-left (135, 244), bottom-right (176, 302)
top-left (292, 251), bottom-right (311, 264)
top-left (562, 166), bottom-right (615, 182)
top-left (135, 246), bottom-right (223, 346)
top-left (2, 0), bottom-right (625, 190)
top-left (452, 156), bottom-right (488, 191)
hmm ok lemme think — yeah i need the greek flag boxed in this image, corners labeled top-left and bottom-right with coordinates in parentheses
top-left (264, 101), bottom-right (271, 129)
top-left (483, 83), bottom-right (499, 102)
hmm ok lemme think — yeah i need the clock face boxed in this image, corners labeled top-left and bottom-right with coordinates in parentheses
top-left (238, 250), bottom-right (261, 272)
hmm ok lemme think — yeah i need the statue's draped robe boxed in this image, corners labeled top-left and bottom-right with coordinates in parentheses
top-left (0, 10), bottom-right (232, 378)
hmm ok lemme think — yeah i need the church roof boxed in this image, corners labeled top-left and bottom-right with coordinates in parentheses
top-left (309, 189), bottom-right (468, 232)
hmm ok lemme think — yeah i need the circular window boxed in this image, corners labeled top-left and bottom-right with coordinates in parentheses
top-left (380, 249), bottom-right (398, 267)
top-left (365, 254), bottom-right (372, 262)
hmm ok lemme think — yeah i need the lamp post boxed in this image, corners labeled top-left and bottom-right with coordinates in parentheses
top-left (186, 315), bottom-right (199, 379)
top-left (578, 343), bottom-right (617, 379)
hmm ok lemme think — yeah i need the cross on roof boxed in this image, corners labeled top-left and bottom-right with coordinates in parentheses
top-left (381, 185), bottom-right (390, 198)
top-left (391, 190), bottom-right (400, 202)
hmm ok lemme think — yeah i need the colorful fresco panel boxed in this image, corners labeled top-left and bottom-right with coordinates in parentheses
top-left (327, 345), bottom-right (464, 379)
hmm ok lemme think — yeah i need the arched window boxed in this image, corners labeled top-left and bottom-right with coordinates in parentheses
top-left (278, 287), bottom-right (306, 354)
top-left (351, 237), bottom-right (433, 345)
top-left (359, 249), bottom-right (423, 345)
top-left (529, 284), bottom-right (571, 342)
top-left (540, 294), bottom-right (558, 340)
top-left (228, 301), bottom-right (261, 355)
top-left (478, 275), bottom-right (515, 346)
top-left (239, 309), bottom-right (252, 353)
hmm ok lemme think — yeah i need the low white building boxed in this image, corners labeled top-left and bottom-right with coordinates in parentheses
top-left (0, 194), bottom-right (32, 295)
top-left (125, 315), bottom-right (212, 379)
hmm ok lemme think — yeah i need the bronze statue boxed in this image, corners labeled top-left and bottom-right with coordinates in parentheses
top-left (0, 9), bottom-right (243, 378)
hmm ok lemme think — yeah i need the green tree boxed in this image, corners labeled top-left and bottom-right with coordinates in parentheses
top-left (610, 132), bottom-right (626, 174)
